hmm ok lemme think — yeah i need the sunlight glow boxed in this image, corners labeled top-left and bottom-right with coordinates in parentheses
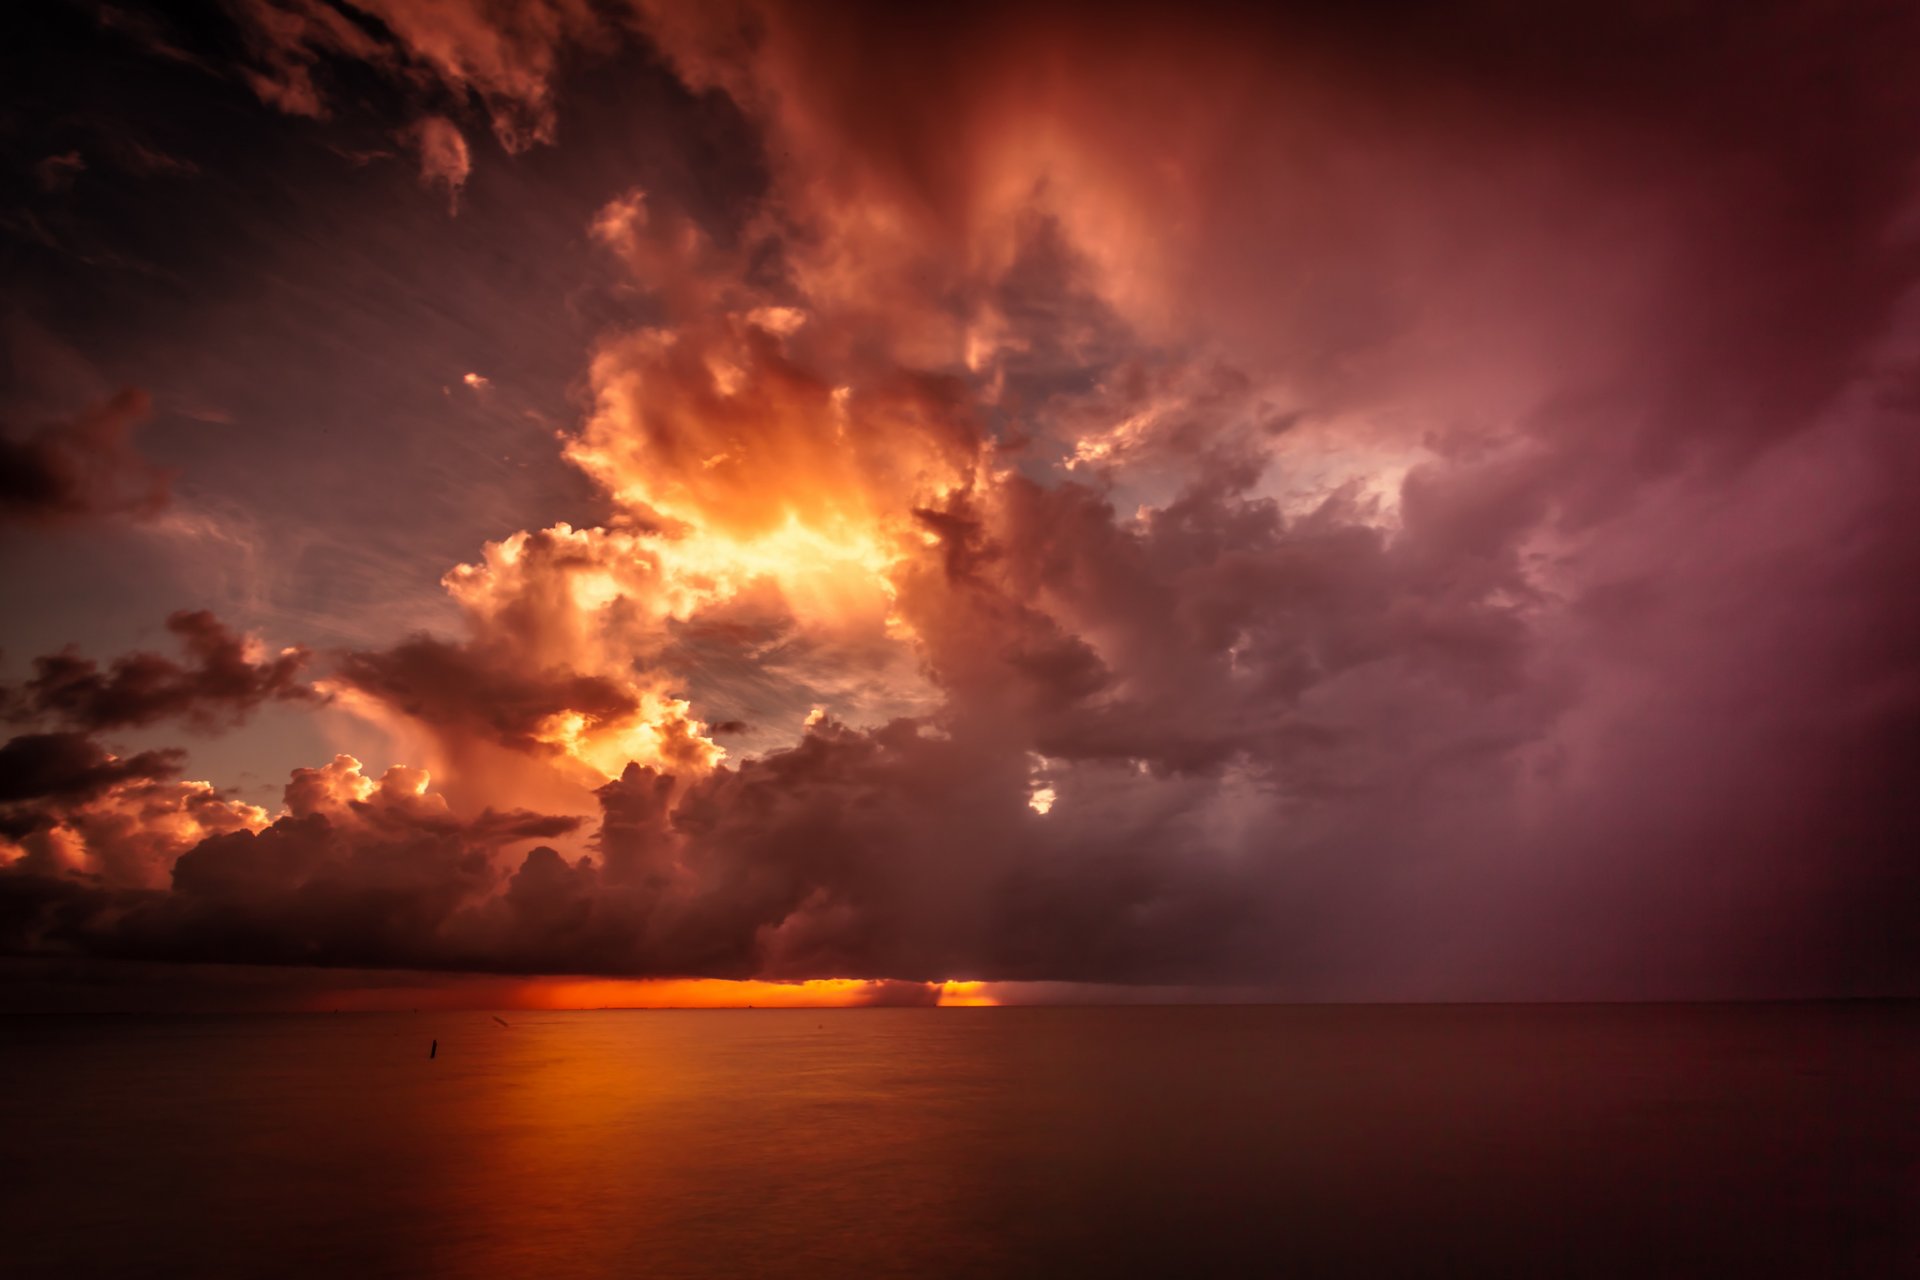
top-left (499, 978), bottom-right (999, 1010)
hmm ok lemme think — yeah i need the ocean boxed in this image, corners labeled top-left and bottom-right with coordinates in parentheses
top-left (3, 1003), bottom-right (1915, 1277)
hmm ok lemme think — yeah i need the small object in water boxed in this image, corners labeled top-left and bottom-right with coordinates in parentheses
top-left (429, 1039), bottom-right (438, 1059)
top-left (492, 1015), bottom-right (509, 1028)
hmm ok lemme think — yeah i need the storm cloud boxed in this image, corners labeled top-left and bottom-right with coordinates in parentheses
top-left (1, 0), bottom-right (1917, 1000)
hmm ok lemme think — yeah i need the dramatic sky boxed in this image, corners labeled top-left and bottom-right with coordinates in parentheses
top-left (3, 0), bottom-right (1917, 1007)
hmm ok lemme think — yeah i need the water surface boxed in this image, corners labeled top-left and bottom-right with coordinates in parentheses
top-left (4, 1004), bottom-right (1915, 1277)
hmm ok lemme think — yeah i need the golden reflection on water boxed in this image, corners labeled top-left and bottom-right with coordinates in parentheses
top-left (411, 1009), bottom-right (1003, 1276)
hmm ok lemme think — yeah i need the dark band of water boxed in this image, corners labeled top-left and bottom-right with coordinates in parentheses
top-left (4, 1003), bottom-right (1915, 1278)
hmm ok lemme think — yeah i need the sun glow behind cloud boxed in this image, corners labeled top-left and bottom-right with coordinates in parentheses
top-left (318, 243), bottom-right (1001, 794)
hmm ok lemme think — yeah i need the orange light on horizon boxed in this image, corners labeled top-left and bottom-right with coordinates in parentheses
top-left (300, 976), bottom-right (1001, 1012)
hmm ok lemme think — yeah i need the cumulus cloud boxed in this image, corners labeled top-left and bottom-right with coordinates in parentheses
top-left (325, 524), bottom-right (727, 820)
top-left (0, 389), bottom-right (171, 525)
top-left (0, 731), bottom-right (266, 889)
top-left (0, 753), bottom-right (578, 964)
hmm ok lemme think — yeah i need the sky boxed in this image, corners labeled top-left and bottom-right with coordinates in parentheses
top-left (2, 0), bottom-right (1917, 1009)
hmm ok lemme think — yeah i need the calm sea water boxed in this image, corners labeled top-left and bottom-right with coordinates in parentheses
top-left (2, 1004), bottom-right (1915, 1277)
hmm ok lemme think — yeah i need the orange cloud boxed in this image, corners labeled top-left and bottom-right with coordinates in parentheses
top-left (2, 767), bottom-right (269, 890)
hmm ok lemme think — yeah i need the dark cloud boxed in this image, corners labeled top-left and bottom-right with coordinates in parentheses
top-left (333, 632), bottom-right (647, 758)
top-left (0, 721), bottom-right (1244, 982)
top-left (0, 731), bottom-right (181, 805)
top-left (3, 611), bottom-right (317, 732)
top-left (0, 389), bottom-right (171, 525)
